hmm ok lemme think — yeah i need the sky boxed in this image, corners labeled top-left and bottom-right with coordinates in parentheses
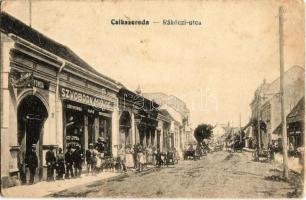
top-left (2, 0), bottom-right (304, 128)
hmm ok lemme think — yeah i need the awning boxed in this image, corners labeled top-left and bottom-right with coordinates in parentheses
top-left (287, 97), bottom-right (304, 124)
top-left (272, 123), bottom-right (282, 135)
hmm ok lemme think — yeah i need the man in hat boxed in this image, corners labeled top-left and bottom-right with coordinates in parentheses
top-left (26, 144), bottom-right (38, 184)
top-left (65, 146), bottom-right (74, 179)
top-left (46, 145), bottom-right (56, 181)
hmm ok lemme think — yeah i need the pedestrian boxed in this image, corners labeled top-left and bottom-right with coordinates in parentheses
top-left (46, 145), bottom-right (56, 181)
top-left (155, 149), bottom-right (163, 167)
top-left (137, 146), bottom-right (145, 172)
top-left (133, 144), bottom-right (138, 169)
top-left (56, 147), bottom-right (65, 180)
top-left (72, 145), bottom-right (83, 177)
top-left (86, 143), bottom-right (95, 175)
top-left (65, 146), bottom-right (74, 179)
top-left (118, 144), bottom-right (126, 172)
top-left (268, 143), bottom-right (275, 162)
top-left (18, 148), bottom-right (26, 184)
top-left (26, 144), bottom-right (38, 184)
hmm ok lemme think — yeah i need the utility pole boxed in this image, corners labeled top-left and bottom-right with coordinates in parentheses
top-left (279, 6), bottom-right (289, 179)
top-left (257, 99), bottom-right (261, 151)
top-left (239, 112), bottom-right (242, 142)
top-left (29, 0), bottom-right (32, 27)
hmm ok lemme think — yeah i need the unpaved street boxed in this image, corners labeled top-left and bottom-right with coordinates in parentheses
top-left (51, 151), bottom-right (303, 198)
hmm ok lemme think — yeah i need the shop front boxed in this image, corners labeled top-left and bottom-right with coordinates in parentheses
top-left (60, 87), bottom-right (114, 156)
top-left (287, 97), bottom-right (304, 153)
top-left (1, 12), bottom-right (121, 187)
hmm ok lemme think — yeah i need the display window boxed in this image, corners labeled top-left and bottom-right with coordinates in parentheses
top-left (99, 115), bottom-right (112, 156)
top-left (65, 103), bottom-right (84, 150)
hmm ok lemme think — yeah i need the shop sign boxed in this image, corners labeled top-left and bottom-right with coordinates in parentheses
top-left (60, 86), bottom-right (114, 111)
top-left (33, 78), bottom-right (49, 90)
top-left (66, 135), bottom-right (81, 149)
top-left (9, 71), bottom-right (49, 90)
top-left (66, 104), bottom-right (83, 111)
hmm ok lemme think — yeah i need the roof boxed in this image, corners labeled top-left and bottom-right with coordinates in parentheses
top-left (287, 97), bottom-right (305, 123)
top-left (251, 66), bottom-right (305, 107)
top-left (158, 109), bottom-right (174, 122)
top-left (143, 92), bottom-right (190, 118)
top-left (267, 66), bottom-right (304, 95)
top-left (0, 11), bottom-right (116, 84)
top-left (273, 123), bottom-right (282, 135)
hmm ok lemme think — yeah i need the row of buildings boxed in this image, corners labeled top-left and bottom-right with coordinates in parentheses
top-left (214, 66), bottom-right (304, 153)
top-left (0, 12), bottom-right (192, 187)
top-left (243, 66), bottom-right (304, 151)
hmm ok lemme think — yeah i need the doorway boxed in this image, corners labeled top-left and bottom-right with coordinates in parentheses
top-left (17, 95), bottom-right (48, 182)
top-left (119, 111), bottom-right (131, 146)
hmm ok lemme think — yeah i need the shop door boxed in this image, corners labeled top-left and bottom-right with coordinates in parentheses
top-left (157, 130), bottom-right (161, 150)
top-left (88, 115), bottom-right (95, 146)
top-left (18, 95), bottom-right (48, 182)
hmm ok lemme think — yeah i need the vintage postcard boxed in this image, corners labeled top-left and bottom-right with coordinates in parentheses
top-left (0, 0), bottom-right (305, 198)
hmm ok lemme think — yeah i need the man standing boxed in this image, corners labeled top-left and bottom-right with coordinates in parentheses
top-left (18, 149), bottom-right (26, 184)
top-left (56, 148), bottom-right (65, 180)
top-left (72, 145), bottom-right (83, 177)
top-left (65, 146), bottom-right (74, 179)
top-left (27, 145), bottom-right (38, 184)
top-left (46, 146), bottom-right (56, 181)
top-left (86, 143), bottom-right (94, 175)
top-left (118, 144), bottom-right (126, 172)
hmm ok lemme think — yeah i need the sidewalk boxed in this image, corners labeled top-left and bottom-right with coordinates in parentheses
top-left (1, 171), bottom-right (119, 197)
top-left (243, 147), bottom-right (254, 153)
top-left (243, 148), bottom-right (303, 174)
top-left (274, 153), bottom-right (303, 174)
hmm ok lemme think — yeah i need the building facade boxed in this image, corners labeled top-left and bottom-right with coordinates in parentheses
top-left (248, 66), bottom-right (305, 149)
top-left (287, 97), bottom-right (304, 152)
top-left (118, 88), bottom-right (159, 149)
top-left (0, 12), bottom-right (120, 187)
top-left (143, 93), bottom-right (191, 158)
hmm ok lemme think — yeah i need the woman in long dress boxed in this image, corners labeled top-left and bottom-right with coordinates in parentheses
top-left (137, 146), bottom-right (145, 171)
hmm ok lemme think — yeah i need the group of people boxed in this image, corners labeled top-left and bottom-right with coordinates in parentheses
top-left (19, 141), bottom-right (179, 184)
top-left (45, 145), bottom-right (85, 181)
top-left (117, 144), bottom-right (179, 172)
top-left (19, 138), bottom-right (107, 184)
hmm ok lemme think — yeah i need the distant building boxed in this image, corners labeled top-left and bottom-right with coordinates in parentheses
top-left (143, 92), bottom-right (191, 157)
top-left (248, 66), bottom-right (305, 149)
top-left (212, 124), bottom-right (228, 143)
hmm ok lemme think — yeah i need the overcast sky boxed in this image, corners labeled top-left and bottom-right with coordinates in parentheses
top-left (2, 0), bottom-right (304, 128)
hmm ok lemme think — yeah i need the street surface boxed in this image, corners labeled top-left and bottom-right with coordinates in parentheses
top-left (51, 151), bottom-right (303, 198)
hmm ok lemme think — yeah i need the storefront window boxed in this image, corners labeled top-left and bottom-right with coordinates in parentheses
top-left (65, 103), bottom-right (84, 150)
top-left (99, 116), bottom-right (112, 156)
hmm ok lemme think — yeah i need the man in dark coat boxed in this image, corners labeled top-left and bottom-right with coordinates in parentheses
top-left (86, 143), bottom-right (94, 175)
top-left (56, 148), bottom-right (65, 180)
top-left (72, 145), bottom-right (83, 177)
top-left (46, 146), bottom-right (56, 181)
top-left (26, 145), bottom-right (38, 184)
top-left (18, 149), bottom-right (26, 184)
top-left (65, 146), bottom-right (74, 179)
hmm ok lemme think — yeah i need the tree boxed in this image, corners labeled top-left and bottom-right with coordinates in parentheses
top-left (194, 124), bottom-right (213, 143)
